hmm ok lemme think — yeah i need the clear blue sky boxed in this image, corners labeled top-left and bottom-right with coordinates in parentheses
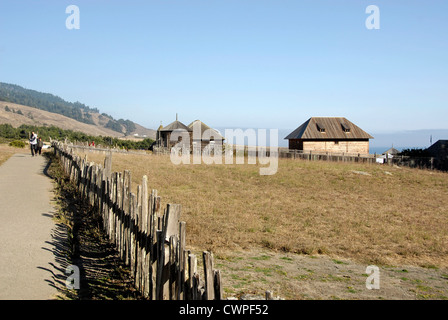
top-left (0, 0), bottom-right (447, 134)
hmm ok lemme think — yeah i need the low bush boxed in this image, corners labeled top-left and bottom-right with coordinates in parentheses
top-left (9, 140), bottom-right (26, 148)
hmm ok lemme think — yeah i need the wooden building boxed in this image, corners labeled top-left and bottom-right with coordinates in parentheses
top-left (188, 120), bottom-right (225, 150)
top-left (156, 116), bottom-right (224, 150)
top-left (427, 140), bottom-right (448, 171)
top-left (156, 117), bottom-right (192, 148)
top-left (427, 140), bottom-right (448, 159)
top-left (382, 147), bottom-right (400, 157)
top-left (285, 117), bottom-right (373, 155)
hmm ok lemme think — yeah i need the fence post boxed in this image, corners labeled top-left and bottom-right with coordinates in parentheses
top-left (214, 270), bottom-right (223, 300)
top-left (95, 166), bottom-right (103, 214)
top-left (123, 170), bottom-right (131, 264)
top-left (108, 173), bottom-right (117, 242)
top-left (130, 192), bottom-right (137, 278)
top-left (203, 251), bottom-right (215, 300)
top-left (157, 204), bottom-right (181, 300)
top-left (169, 235), bottom-right (179, 300)
top-left (135, 184), bottom-right (143, 291)
top-left (140, 176), bottom-right (149, 298)
top-left (115, 172), bottom-right (122, 249)
top-left (178, 221), bottom-right (187, 300)
top-left (104, 151), bottom-right (112, 180)
top-left (156, 231), bottom-right (169, 300)
top-left (188, 254), bottom-right (198, 300)
top-left (150, 190), bottom-right (161, 300)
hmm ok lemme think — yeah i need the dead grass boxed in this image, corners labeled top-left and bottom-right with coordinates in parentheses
top-left (0, 143), bottom-right (28, 166)
top-left (0, 101), bottom-right (127, 138)
top-left (75, 151), bottom-right (448, 269)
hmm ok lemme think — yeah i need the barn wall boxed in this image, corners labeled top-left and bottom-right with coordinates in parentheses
top-left (302, 140), bottom-right (369, 155)
top-left (160, 132), bottom-right (194, 148)
top-left (288, 139), bottom-right (302, 150)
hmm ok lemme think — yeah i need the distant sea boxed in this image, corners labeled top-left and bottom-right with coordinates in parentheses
top-left (213, 128), bottom-right (448, 155)
top-left (214, 127), bottom-right (291, 148)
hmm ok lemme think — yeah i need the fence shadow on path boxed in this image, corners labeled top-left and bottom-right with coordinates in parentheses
top-left (37, 219), bottom-right (74, 299)
top-left (39, 152), bottom-right (142, 300)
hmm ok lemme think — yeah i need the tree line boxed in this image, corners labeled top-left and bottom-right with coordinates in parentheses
top-left (0, 82), bottom-right (97, 125)
top-left (0, 123), bottom-right (154, 150)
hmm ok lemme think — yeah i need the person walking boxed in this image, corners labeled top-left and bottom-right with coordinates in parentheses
top-left (36, 137), bottom-right (43, 155)
top-left (29, 132), bottom-right (38, 157)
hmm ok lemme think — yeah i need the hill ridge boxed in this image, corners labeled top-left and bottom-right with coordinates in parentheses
top-left (0, 82), bottom-right (155, 139)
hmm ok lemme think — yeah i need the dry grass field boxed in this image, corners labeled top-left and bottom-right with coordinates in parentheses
top-left (75, 151), bottom-right (448, 269)
top-left (70, 150), bottom-right (448, 299)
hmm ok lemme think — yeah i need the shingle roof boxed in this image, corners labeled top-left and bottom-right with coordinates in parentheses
top-left (382, 147), bottom-right (400, 155)
top-left (188, 120), bottom-right (225, 140)
top-left (285, 117), bottom-right (373, 140)
top-left (159, 120), bottom-right (192, 132)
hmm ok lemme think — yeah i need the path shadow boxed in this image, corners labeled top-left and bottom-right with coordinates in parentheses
top-left (37, 152), bottom-right (142, 300)
top-left (34, 153), bottom-right (76, 299)
top-left (42, 154), bottom-right (52, 179)
top-left (37, 220), bottom-right (75, 299)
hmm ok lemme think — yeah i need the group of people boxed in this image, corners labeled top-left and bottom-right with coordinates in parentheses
top-left (29, 131), bottom-right (44, 157)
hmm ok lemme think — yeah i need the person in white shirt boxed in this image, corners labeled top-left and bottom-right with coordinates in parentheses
top-left (29, 131), bottom-right (38, 157)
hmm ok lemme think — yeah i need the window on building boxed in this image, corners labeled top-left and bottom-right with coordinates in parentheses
top-left (341, 123), bottom-right (351, 133)
top-left (316, 123), bottom-right (326, 133)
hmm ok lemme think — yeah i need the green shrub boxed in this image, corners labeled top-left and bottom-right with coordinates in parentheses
top-left (9, 140), bottom-right (26, 148)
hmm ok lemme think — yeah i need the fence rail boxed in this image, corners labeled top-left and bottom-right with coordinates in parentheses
top-left (390, 155), bottom-right (448, 171)
top-left (67, 141), bottom-right (447, 171)
top-left (153, 144), bottom-right (376, 164)
top-left (278, 149), bottom-right (376, 164)
top-left (59, 141), bottom-right (149, 155)
top-left (52, 141), bottom-right (223, 300)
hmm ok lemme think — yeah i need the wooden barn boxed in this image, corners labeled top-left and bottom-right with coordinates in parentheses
top-left (285, 117), bottom-right (373, 155)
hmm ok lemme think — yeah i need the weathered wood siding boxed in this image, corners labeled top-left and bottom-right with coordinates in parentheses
top-left (303, 140), bottom-right (369, 155)
top-left (289, 139), bottom-right (369, 155)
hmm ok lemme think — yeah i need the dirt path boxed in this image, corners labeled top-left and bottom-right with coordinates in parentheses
top-left (0, 152), bottom-right (64, 299)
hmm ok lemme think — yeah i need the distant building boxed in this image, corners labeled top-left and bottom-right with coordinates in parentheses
top-left (285, 117), bottom-right (373, 155)
top-left (382, 147), bottom-right (400, 157)
top-left (376, 147), bottom-right (400, 164)
top-left (188, 120), bottom-right (225, 150)
top-left (156, 116), bottom-right (224, 150)
top-left (427, 140), bottom-right (448, 159)
top-left (427, 140), bottom-right (448, 171)
top-left (156, 117), bottom-right (192, 148)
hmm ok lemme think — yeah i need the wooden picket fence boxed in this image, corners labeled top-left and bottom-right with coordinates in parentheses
top-left (52, 141), bottom-right (222, 300)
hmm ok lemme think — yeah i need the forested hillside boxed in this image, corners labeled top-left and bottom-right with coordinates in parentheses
top-left (0, 82), bottom-right (137, 135)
